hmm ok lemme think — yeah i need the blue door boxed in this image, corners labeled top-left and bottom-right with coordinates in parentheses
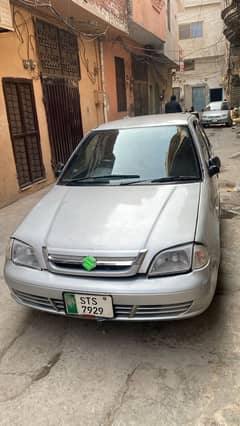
top-left (192, 86), bottom-right (206, 112)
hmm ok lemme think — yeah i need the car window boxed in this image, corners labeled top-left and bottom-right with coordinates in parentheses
top-left (205, 102), bottom-right (222, 111)
top-left (59, 125), bottom-right (201, 185)
top-left (194, 122), bottom-right (211, 162)
top-left (221, 102), bottom-right (229, 111)
top-left (198, 124), bottom-right (213, 155)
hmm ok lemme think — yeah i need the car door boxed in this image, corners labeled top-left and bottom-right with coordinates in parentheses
top-left (193, 121), bottom-right (221, 268)
top-left (195, 122), bottom-right (220, 218)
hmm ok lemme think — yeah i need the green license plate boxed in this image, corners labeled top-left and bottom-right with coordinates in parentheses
top-left (64, 293), bottom-right (114, 318)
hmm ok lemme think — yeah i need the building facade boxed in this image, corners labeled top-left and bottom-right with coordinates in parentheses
top-left (0, 0), bottom-right (108, 207)
top-left (173, 0), bottom-right (226, 112)
top-left (0, 0), bottom-right (182, 207)
top-left (222, 0), bottom-right (240, 106)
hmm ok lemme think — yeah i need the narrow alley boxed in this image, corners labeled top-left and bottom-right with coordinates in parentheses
top-left (0, 126), bottom-right (240, 424)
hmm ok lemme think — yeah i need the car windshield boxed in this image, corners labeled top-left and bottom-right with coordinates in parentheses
top-left (58, 125), bottom-right (201, 186)
top-left (205, 102), bottom-right (229, 111)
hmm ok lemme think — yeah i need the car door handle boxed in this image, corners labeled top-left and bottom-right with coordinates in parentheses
top-left (215, 205), bottom-right (220, 216)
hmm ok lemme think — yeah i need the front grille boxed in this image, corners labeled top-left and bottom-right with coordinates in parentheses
top-left (44, 249), bottom-right (147, 278)
top-left (12, 290), bottom-right (192, 319)
top-left (114, 302), bottom-right (193, 319)
top-left (209, 116), bottom-right (225, 120)
top-left (13, 290), bottom-right (65, 313)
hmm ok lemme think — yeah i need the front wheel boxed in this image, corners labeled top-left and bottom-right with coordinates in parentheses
top-left (226, 120), bottom-right (232, 127)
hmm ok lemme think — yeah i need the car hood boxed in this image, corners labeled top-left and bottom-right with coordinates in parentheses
top-left (14, 183), bottom-right (201, 259)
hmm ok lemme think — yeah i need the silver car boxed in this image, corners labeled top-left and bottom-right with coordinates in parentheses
top-left (4, 114), bottom-right (221, 321)
top-left (201, 101), bottom-right (232, 127)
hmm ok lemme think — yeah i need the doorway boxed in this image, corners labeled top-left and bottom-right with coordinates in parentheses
top-left (3, 78), bottom-right (45, 188)
top-left (192, 86), bottom-right (206, 112)
top-left (42, 78), bottom-right (83, 166)
top-left (132, 56), bottom-right (149, 116)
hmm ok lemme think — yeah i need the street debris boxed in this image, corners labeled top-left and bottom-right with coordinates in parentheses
top-left (221, 208), bottom-right (239, 219)
top-left (226, 186), bottom-right (240, 192)
top-left (229, 152), bottom-right (240, 159)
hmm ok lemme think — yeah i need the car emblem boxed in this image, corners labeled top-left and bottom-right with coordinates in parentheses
top-left (82, 256), bottom-right (97, 271)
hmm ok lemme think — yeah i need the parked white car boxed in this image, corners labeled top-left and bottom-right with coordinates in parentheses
top-left (201, 101), bottom-right (232, 127)
top-left (4, 114), bottom-right (221, 321)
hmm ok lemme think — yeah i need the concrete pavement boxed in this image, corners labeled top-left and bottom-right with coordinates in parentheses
top-left (0, 127), bottom-right (240, 425)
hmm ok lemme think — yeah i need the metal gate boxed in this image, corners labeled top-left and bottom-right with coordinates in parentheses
top-left (115, 57), bottom-right (127, 112)
top-left (3, 78), bottom-right (45, 188)
top-left (132, 56), bottom-right (149, 116)
top-left (192, 86), bottom-right (206, 112)
top-left (133, 81), bottom-right (149, 116)
top-left (42, 78), bottom-right (83, 167)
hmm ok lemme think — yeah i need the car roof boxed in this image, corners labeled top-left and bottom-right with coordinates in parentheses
top-left (95, 113), bottom-right (193, 131)
top-left (209, 101), bottom-right (222, 104)
top-left (208, 101), bottom-right (228, 107)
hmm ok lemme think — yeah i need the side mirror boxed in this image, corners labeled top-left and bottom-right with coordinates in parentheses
top-left (192, 111), bottom-right (199, 119)
top-left (209, 156), bottom-right (221, 168)
top-left (209, 165), bottom-right (219, 177)
top-left (208, 157), bottom-right (221, 177)
top-left (54, 162), bottom-right (64, 178)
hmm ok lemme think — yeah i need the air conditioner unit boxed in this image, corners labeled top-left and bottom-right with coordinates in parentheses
top-left (0, 0), bottom-right (13, 32)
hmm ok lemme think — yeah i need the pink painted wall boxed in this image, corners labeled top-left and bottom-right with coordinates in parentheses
top-left (131, 0), bottom-right (166, 42)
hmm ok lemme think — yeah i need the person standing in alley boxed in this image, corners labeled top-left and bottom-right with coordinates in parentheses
top-left (165, 95), bottom-right (182, 113)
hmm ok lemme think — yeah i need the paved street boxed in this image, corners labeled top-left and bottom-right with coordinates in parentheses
top-left (0, 126), bottom-right (240, 426)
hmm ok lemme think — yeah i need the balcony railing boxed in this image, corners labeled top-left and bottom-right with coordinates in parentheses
top-left (222, 0), bottom-right (240, 44)
top-left (222, 0), bottom-right (239, 21)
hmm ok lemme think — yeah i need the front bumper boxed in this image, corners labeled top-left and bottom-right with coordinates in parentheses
top-left (4, 261), bottom-right (218, 321)
top-left (201, 118), bottom-right (229, 125)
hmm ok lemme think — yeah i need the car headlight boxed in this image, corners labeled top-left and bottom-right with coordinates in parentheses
top-left (149, 244), bottom-right (209, 277)
top-left (11, 239), bottom-right (41, 270)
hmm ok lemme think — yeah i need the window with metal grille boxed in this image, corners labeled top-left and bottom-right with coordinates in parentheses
top-left (132, 57), bottom-right (148, 81)
top-left (184, 59), bottom-right (195, 71)
top-left (2, 78), bottom-right (45, 188)
top-left (191, 22), bottom-right (203, 38)
top-left (179, 22), bottom-right (203, 40)
top-left (115, 57), bottom-right (127, 112)
top-left (35, 19), bottom-right (81, 79)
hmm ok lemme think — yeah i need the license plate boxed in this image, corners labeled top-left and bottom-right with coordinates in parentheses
top-left (64, 293), bottom-right (114, 318)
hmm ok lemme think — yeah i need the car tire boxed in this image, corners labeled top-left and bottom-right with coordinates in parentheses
top-left (226, 121), bottom-right (232, 128)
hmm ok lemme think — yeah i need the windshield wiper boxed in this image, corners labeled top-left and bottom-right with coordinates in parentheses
top-left (62, 174), bottom-right (140, 185)
top-left (121, 176), bottom-right (200, 186)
